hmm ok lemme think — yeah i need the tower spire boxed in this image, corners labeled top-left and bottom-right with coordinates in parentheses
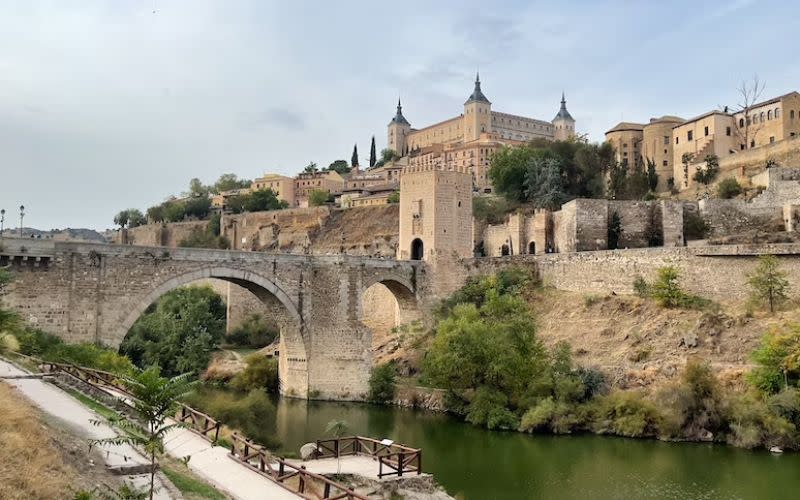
top-left (465, 71), bottom-right (490, 105)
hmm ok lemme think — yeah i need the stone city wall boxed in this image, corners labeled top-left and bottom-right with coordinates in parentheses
top-left (116, 221), bottom-right (208, 247)
top-left (717, 135), bottom-right (800, 181)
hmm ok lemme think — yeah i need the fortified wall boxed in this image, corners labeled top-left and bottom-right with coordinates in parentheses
top-left (116, 221), bottom-right (208, 247)
top-left (717, 134), bottom-right (800, 182)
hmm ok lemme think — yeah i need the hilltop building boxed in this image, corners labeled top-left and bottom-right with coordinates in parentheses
top-left (388, 74), bottom-right (575, 192)
top-left (607, 91), bottom-right (800, 191)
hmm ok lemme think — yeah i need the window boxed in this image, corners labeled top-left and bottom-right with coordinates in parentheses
top-left (775, 108), bottom-right (780, 118)
top-left (663, 135), bottom-right (669, 145)
top-left (726, 126), bottom-right (731, 136)
top-left (687, 130), bottom-right (693, 141)
top-left (623, 143), bottom-right (628, 148)
top-left (751, 140), bottom-right (755, 148)
top-left (739, 118), bottom-right (745, 127)
top-left (770, 136), bottom-right (775, 143)
top-left (704, 126), bottom-right (709, 136)
top-left (663, 160), bottom-right (668, 166)
top-left (791, 110), bottom-right (796, 120)
top-left (768, 110), bottom-right (772, 120)
top-left (760, 112), bottom-right (765, 122)
top-left (676, 137), bottom-right (679, 144)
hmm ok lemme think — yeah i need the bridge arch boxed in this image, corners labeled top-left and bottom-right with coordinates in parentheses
top-left (360, 274), bottom-right (422, 359)
top-left (113, 266), bottom-right (308, 396)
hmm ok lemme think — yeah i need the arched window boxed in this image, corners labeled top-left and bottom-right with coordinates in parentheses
top-left (410, 238), bottom-right (424, 260)
top-left (739, 118), bottom-right (744, 127)
top-left (775, 108), bottom-right (781, 118)
top-left (768, 110), bottom-right (772, 120)
top-left (792, 110), bottom-right (796, 120)
top-left (500, 244), bottom-right (510, 256)
top-left (528, 241), bottom-right (536, 254)
top-left (760, 111), bottom-right (765, 122)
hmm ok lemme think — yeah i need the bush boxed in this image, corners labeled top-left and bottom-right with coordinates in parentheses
top-left (466, 387), bottom-right (520, 430)
top-left (717, 178), bottom-right (742, 199)
top-left (435, 267), bottom-right (533, 318)
top-left (520, 397), bottom-right (584, 434)
top-left (650, 266), bottom-right (710, 309)
top-left (472, 196), bottom-right (518, 225)
top-left (368, 362), bottom-right (397, 404)
top-left (657, 359), bottom-right (729, 439)
top-left (633, 276), bottom-right (650, 298)
top-left (590, 390), bottom-right (664, 437)
top-left (727, 392), bottom-right (796, 449)
top-left (17, 328), bottom-right (63, 356)
top-left (227, 314), bottom-right (278, 348)
top-left (16, 328), bottom-right (133, 374)
top-left (683, 211), bottom-right (709, 240)
top-left (229, 355), bottom-right (279, 394)
top-left (0, 333), bottom-right (19, 353)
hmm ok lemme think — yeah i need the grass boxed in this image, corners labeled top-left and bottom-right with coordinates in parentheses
top-left (0, 381), bottom-right (80, 498)
top-left (162, 462), bottom-right (227, 500)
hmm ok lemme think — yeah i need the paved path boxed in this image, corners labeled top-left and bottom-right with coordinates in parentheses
top-left (0, 358), bottom-right (299, 500)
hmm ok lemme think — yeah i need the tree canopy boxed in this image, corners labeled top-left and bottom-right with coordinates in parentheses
top-left (326, 160), bottom-right (351, 174)
top-left (113, 209), bottom-right (146, 229)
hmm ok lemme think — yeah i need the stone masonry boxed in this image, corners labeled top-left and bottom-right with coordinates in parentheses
top-left (0, 238), bottom-right (429, 401)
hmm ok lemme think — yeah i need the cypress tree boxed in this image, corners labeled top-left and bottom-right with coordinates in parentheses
top-left (351, 144), bottom-right (359, 167)
top-left (369, 136), bottom-right (377, 168)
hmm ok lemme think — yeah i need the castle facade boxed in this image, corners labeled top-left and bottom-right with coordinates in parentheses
top-left (388, 74), bottom-right (575, 192)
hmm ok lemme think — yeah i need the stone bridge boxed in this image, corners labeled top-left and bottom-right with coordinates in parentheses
top-left (0, 239), bottom-right (430, 400)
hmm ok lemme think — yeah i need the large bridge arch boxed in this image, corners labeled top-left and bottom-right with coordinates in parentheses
top-left (113, 266), bottom-right (308, 397)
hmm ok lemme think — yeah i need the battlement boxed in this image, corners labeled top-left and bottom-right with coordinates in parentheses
top-left (401, 164), bottom-right (472, 175)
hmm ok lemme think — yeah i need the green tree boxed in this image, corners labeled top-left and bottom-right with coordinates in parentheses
top-left (749, 325), bottom-right (800, 393)
top-left (608, 212), bottom-right (623, 249)
top-left (488, 146), bottom-right (541, 202)
top-left (681, 153), bottom-right (694, 188)
top-left (187, 178), bottom-right (210, 198)
top-left (369, 136), bottom-right (377, 168)
top-left (90, 367), bottom-right (195, 500)
top-left (351, 143), bottom-right (359, 168)
top-left (120, 286), bottom-right (226, 376)
top-left (326, 160), bottom-right (350, 174)
top-left (114, 209), bottom-right (146, 229)
top-left (523, 157), bottom-right (567, 209)
top-left (646, 158), bottom-right (659, 192)
top-left (303, 162), bottom-right (319, 174)
top-left (163, 201), bottom-right (187, 223)
top-left (626, 161), bottom-right (650, 200)
top-left (308, 189), bottom-right (331, 207)
top-left (651, 266), bottom-right (686, 308)
top-left (146, 204), bottom-right (165, 223)
top-left (244, 189), bottom-right (288, 212)
top-left (387, 191), bottom-right (400, 204)
top-left (379, 148), bottom-right (399, 165)
top-left (368, 362), bottom-right (397, 404)
top-left (693, 154), bottom-right (720, 187)
top-left (325, 419), bottom-right (350, 473)
top-left (747, 255), bottom-right (790, 313)
top-left (183, 197), bottom-right (211, 220)
top-left (212, 173), bottom-right (250, 193)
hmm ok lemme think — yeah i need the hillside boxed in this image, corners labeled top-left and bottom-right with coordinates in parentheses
top-left (15, 227), bottom-right (109, 242)
top-left (374, 287), bottom-right (791, 391)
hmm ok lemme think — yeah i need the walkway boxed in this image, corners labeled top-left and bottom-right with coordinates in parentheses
top-left (0, 358), bottom-right (299, 500)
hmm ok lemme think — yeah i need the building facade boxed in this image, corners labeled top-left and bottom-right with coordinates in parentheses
top-left (251, 173), bottom-right (296, 206)
top-left (388, 74), bottom-right (575, 192)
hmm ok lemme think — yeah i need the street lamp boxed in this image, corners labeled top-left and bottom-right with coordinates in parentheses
top-left (19, 205), bottom-right (24, 238)
top-left (0, 209), bottom-right (5, 237)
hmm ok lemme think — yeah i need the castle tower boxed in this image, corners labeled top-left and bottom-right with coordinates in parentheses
top-left (398, 165), bottom-right (473, 262)
top-left (387, 99), bottom-right (411, 156)
top-left (463, 72), bottom-right (492, 142)
top-left (552, 92), bottom-right (575, 141)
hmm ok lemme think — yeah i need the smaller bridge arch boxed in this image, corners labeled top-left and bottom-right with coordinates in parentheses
top-left (359, 274), bottom-right (422, 344)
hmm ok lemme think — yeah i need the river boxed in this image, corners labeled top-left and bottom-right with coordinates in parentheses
top-left (271, 397), bottom-right (799, 500)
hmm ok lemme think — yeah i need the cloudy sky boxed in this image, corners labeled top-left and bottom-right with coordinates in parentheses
top-left (1, 0), bottom-right (798, 230)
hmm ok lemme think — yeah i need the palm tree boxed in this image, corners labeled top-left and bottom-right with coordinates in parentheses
top-left (91, 366), bottom-right (196, 500)
top-left (325, 419), bottom-right (349, 474)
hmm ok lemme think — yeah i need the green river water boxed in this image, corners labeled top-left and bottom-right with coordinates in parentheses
top-left (267, 397), bottom-right (799, 500)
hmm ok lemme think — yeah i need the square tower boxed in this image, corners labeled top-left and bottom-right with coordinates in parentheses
top-left (398, 165), bottom-right (473, 261)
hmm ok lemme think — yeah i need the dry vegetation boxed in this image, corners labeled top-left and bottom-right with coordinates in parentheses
top-left (0, 381), bottom-right (83, 499)
top-left (376, 286), bottom-right (796, 392)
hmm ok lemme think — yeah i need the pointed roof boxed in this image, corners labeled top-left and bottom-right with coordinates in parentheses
top-left (465, 72), bottom-right (491, 105)
top-left (553, 92), bottom-right (574, 121)
top-left (389, 98), bottom-right (410, 126)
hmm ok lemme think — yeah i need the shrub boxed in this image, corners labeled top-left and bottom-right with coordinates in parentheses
top-left (633, 276), bottom-right (650, 298)
top-left (229, 355), bottom-right (279, 394)
top-left (591, 390), bottom-right (663, 438)
top-left (683, 211), bottom-right (709, 240)
top-left (368, 362), bottom-right (397, 404)
top-left (583, 294), bottom-right (600, 307)
top-left (747, 255), bottom-right (790, 313)
top-left (520, 397), bottom-right (584, 434)
top-left (717, 178), bottom-right (742, 199)
top-left (727, 392), bottom-right (796, 449)
top-left (650, 266), bottom-right (710, 309)
top-left (657, 359), bottom-right (729, 439)
top-left (16, 328), bottom-right (133, 374)
top-left (466, 387), bottom-right (519, 430)
top-left (0, 333), bottom-right (19, 353)
top-left (227, 314), bottom-right (278, 348)
top-left (17, 328), bottom-right (63, 356)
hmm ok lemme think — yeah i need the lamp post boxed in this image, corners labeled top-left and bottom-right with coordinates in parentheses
top-left (0, 208), bottom-right (5, 238)
top-left (19, 205), bottom-right (24, 238)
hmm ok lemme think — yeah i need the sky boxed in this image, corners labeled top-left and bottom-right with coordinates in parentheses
top-left (1, 0), bottom-right (798, 231)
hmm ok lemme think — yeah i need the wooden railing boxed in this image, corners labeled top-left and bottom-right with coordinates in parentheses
top-left (314, 436), bottom-right (422, 478)
top-left (229, 433), bottom-right (369, 500)
top-left (42, 361), bottom-right (222, 444)
top-left (177, 403), bottom-right (221, 443)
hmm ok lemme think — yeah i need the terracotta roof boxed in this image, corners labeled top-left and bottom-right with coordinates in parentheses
top-left (606, 122), bottom-right (645, 134)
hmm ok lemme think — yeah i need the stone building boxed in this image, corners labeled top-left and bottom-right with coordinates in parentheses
top-left (397, 164), bottom-right (473, 261)
top-left (387, 74), bottom-right (575, 192)
top-left (607, 91), bottom-right (800, 192)
top-left (251, 173), bottom-right (296, 207)
top-left (293, 170), bottom-right (345, 207)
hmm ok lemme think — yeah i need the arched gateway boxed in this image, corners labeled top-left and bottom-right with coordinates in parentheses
top-left (0, 240), bottom-right (427, 400)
